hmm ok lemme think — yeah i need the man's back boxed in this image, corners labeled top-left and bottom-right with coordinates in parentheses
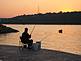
top-left (21, 31), bottom-right (31, 44)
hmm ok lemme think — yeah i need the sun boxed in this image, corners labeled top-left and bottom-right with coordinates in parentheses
top-left (62, 8), bottom-right (76, 12)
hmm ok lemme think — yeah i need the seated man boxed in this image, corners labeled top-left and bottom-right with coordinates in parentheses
top-left (20, 28), bottom-right (33, 49)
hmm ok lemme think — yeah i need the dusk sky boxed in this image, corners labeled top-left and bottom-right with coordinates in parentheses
top-left (0, 0), bottom-right (81, 18)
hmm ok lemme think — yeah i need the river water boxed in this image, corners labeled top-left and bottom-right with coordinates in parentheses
top-left (0, 24), bottom-right (81, 55)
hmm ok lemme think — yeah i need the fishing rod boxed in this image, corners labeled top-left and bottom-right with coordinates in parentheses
top-left (30, 25), bottom-right (35, 35)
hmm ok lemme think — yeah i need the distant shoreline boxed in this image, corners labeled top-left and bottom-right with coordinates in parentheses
top-left (0, 11), bottom-right (81, 24)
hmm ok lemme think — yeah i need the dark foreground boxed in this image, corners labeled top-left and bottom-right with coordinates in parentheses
top-left (0, 45), bottom-right (81, 61)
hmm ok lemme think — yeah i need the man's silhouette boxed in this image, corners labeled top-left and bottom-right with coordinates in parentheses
top-left (20, 28), bottom-right (33, 49)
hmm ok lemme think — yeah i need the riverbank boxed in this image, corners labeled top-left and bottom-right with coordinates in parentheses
top-left (0, 24), bottom-right (19, 34)
top-left (0, 45), bottom-right (81, 61)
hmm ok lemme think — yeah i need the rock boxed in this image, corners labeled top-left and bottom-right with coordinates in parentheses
top-left (0, 24), bottom-right (19, 34)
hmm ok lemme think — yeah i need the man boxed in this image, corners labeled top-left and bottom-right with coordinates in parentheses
top-left (20, 28), bottom-right (33, 49)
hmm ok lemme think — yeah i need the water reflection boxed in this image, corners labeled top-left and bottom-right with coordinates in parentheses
top-left (0, 24), bottom-right (81, 55)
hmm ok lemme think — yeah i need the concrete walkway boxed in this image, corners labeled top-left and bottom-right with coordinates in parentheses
top-left (0, 45), bottom-right (81, 61)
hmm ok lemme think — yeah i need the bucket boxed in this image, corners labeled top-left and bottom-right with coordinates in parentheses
top-left (36, 41), bottom-right (41, 49)
top-left (32, 41), bottom-right (41, 51)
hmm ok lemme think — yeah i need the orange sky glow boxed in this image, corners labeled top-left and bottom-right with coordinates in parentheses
top-left (0, 0), bottom-right (81, 18)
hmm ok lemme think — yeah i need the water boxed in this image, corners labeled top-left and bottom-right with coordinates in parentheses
top-left (0, 24), bottom-right (81, 55)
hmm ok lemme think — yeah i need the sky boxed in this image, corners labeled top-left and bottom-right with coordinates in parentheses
top-left (0, 0), bottom-right (81, 18)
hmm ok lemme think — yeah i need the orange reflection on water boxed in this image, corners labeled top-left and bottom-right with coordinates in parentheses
top-left (0, 25), bottom-right (81, 55)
